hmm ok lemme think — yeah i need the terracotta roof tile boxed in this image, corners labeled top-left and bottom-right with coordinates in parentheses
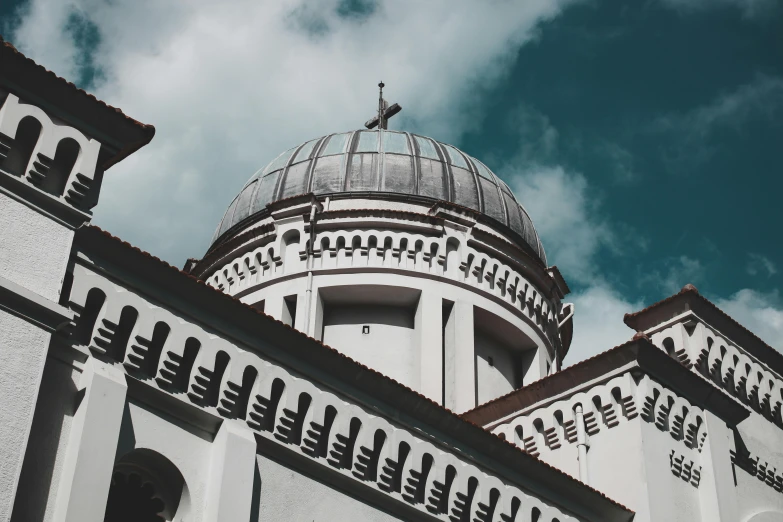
top-left (463, 330), bottom-right (750, 429)
top-left (624, 283), bottom-right (783, 374)
top-left (1, 36), bottom-right (153, 133)
top-left (81, 224), bottom-right (633, 516)
top-left (462, 340), bottom-right (638, 422)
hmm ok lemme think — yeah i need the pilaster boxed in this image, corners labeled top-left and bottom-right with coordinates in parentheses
top-left (698, 411), bottom-right (739, 522)
top-left (51, 358), bottom-right (128, 522)
top-left (522, 346), bottom-right (549, 385)
top-left (417, 290), bottom-right (443, 404)
top-left (446, 300), bottom-right (475, 413)
top-left (204, 421), bottom-right (257, 522)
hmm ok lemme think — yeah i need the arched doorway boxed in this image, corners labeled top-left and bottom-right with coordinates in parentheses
top-left (104, 449), bottom-right (188, 522)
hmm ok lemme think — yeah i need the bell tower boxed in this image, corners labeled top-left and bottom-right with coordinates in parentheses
top-left (0, 36), bottom-right (154, 520)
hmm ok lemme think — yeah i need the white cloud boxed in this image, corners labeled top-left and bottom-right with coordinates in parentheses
top-left (506, 165), bottom-right (617, 285)
top-left (658, 0), bottom-right (778, 18)
top-left (652, 75), bottom-right (783, 173)
top-left (502, 113), bottom-right (649, 364)
top-left (747, 253), bottom-right (778, 278)
top-left (564, 283), bottom-right (643, 366)
top-left (564, 284), bottom-right (783, 365)
top-left (600, 141), bottom-right (637, 183)
top-left (17, 0), bottom-right (780, 366)
top-left (502, 158), bottom-right (648, 365)
top-left (505, 104), bottom-right (560, 161)
top-left (714, 289), bottom-right (783, 349)
top-left (654, 75), bottom-right (783, 139)
top-left (640, 255), bottom-right (704, 295)
top-left (11, 0), bottom-right (577, 264)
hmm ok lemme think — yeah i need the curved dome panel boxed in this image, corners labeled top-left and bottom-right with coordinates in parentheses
top-left (211, 130), bottom-right (546, 263)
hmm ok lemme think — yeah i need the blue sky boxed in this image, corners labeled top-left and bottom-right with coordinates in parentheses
top-left (3, 0), bottom-right (782, 364)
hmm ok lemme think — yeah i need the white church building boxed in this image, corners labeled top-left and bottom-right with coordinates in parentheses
top-left (1, 35), bottom-right (782, 522)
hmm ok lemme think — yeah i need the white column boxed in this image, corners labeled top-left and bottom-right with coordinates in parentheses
top-left (264, 294), bottom-right (286, 323)
top-left (451, 301), bottom-right (475, 413)
top-left (522, 347), bottom-right (549, 385)
top-left (294, 291), bottom-right (308, 333)
top-left (52, 358), bottom-right (127, 522)
top-left (0, 311), bottom-right (51, 522)
top-left (204, 421), bottom-right (257, 522)
top-left (698, 411), bottom-right (738, 522)
top-left (417, 291), bottom-right (443, 403)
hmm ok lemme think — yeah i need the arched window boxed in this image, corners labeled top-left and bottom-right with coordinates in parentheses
top-left (104, 449), bottom-right (188, 522)
top-left (39, 137), bottom-right (80, 197)
top-left (1, 115), bottom-right (42, 177)
top-left (281, 229), bottom-right (301, 273)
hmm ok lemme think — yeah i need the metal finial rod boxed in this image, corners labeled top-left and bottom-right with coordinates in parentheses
top-left (378, 81), bottom-right (385, 130)
top-left (364, 82), bottom-right (401, 130)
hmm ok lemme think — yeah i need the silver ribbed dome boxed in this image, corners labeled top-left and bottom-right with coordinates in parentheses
top-left (211, 130), bottom-right (546, 263)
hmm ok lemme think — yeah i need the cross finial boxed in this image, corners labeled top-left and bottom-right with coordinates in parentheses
top-left (365, 81), bottom-right (401, 130)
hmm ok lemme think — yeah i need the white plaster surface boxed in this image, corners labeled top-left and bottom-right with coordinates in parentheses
top-left (734, 412), bottom-right (783, 521)
top-left (322, 304), bottom-right (416, 389)
top-left (255, 454), bottom-right (404, 522)
top-left (11, 356), bottom-right (79, 522)
top-left (51, 358), bottom-right (127, 522)
top-left (475, 329), bottom-right (517, 405)
top-left (0, 309), bottom-right (51, 522)
top-left (581, 421), bottom-right (643, 512)
top-left (121, 399), bottom-right (214, 522)
top-left (205, 422), bottom-right (256, 522)
top-left (246, 268), bottom-right (548, 409)
top-left (220, 211), bottom-right (557, 408)
top-left (0, 192), bottom-right (73, 302)
top-left (416, 290), bottom-right (443, 403)
top-left (639, 423), bottom-right (702, 522)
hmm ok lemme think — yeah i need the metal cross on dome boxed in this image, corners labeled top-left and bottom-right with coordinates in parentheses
top-left (364, 82), bottom-right (401, 130)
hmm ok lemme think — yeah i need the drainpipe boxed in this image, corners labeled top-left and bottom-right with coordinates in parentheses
top-left (555, 302), bottom-right (575, 373)
top-left (575, 404), bottom-right (589, 483)
top-left (303, 200), bottom-right (319, 336)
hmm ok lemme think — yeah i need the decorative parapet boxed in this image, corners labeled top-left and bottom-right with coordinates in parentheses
top-left (204, 220), bottom-right (562, 349)
top-left (731, 448), bottom-right (783, 494)
top-left (647, 315), bottom-right (783, 428)
top-left (64, 261), bottom-right (588, 522)
top-left (487, 372), bottom-right (709, 456)
top-left (0, 94), bottom-right (101, 210)
top-left (637, 374), bottom-right (708, 452)
top-left (0, 39), bottom-right (153, 226)
top-left (624, 285), bottom-right (783, 430)
top-left (669, 450), bottom-right (702, 487)
top-left (489, 373), bottom-right (636, 457)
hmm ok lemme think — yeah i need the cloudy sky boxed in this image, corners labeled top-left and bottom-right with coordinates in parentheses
top-left (2, 0), bottom-right (782, 366)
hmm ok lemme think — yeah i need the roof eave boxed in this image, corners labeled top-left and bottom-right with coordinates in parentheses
top-left (74, 225), bottom-right (634, 522)
top-left (0, 36), bottom-right (155, 171)
top-left (624, 284), bottom-right (783, 376)
top-left (462, 338), bottom-right (749, 428)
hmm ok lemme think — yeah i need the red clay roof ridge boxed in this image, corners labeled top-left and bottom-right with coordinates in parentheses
top-left (81, 224), bottom-right (632, 514)
top-left (0, 35), bottom-right (154, 133)
top-left (624, 282), bottom-right (781, 361)
top-left (461, 338), bottom-right (643, 419)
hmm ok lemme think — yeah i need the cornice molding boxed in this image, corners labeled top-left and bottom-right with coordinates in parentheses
top-left (0, 274), bottom-right (73, 332)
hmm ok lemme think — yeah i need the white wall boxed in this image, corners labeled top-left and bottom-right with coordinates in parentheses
top-left (255, 454), bottom-right (404, 522)
top-left (322, 304), bottom-right (417, 389)
top-left (117, 399), bottom-right (215, 522)
top-left (734, 412), bottom-right (783, 521)
top-left (243, 271), bottom-right (548, 410)
top-left (475, 329), bottom-right (517, 405)
top-left (5, 338), bottom-right (74, 522)
top-left (211, 205), bottom-right (561, 407)
top-left (0, 310), bottom-right (53, 522)
top-left (0, 192), bottom-right (72, 302)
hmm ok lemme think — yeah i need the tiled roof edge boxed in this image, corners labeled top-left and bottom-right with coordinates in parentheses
top-left (76, 224), bottom-right (634, 518)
